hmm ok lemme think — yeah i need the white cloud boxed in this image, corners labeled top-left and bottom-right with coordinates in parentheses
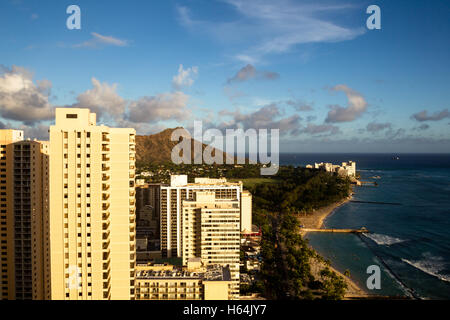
top-left (0, 65), bottom-right (54, 124)
top-left (218, 103), bottom-right (301, 136)
top-left (70, 78), bottom-right (126, 121)
top-left (172, 64), bottom-right (198, 90)
top-left (285, 99), bottom-right (314, 112)
top-left (74, 32), bottom-right (128, 48)
top-left (302, 123), bottom-right (340, 135)
top-left (227, 64), bottom-right (279, 84)
top-left (178, 0), bottom-right (364, 62)
top-left (128, 91), bottom-right (191, 124)
top-left (411, 109), bottom-right (450, 122)
top-left (366, 122), bottom-right (392, 133)
top-left (325, 84), bottom-right (367, 123)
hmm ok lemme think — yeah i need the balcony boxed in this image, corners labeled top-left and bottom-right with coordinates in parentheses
top-left (102, 251), bottom-right (110, 260)
top-left (102, 241), bottom-right (110, 251)
top-left (102, 220), bottom-right (110, 230)
top-left (102, 230), bottom-right (110, 240)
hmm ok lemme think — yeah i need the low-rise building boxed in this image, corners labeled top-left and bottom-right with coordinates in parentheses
top-left (134, 259), bottom-right (232, 300)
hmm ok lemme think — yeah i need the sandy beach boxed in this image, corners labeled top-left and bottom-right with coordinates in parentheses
top-left (297, 195), bottom-right (371, 298)
top-left (298, 196), bottom-right (352, 231)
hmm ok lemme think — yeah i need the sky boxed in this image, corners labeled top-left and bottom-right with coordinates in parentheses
top-left (0, 0), bottom-right (449, 153)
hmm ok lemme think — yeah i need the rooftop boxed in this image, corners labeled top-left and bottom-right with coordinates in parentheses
top-left (135, 264), bottom-right (231, 281)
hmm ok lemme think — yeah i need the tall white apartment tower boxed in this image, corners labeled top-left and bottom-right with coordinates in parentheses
top-left (49, 108), bottom-right (136, 300)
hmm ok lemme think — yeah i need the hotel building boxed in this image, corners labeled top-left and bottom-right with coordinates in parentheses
top-left (1, 130), bottom-right (23, 299)
top-left (158, 175), bottom-right (251, 299)
top-left (49, 108), bottom-right (136, 300)
top-left (160, 175), bottom-right (250, 258)
top-left (0, 130), bottom-right (50, 300)
top-left (182, 191), bottom-right (240, 299)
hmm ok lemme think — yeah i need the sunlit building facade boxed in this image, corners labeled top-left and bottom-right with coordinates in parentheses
top-left (49, 108), bottom-right (136, 300)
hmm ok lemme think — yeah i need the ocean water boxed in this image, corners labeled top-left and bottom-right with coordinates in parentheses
top-left (280, 153), bottom-right (450, 299)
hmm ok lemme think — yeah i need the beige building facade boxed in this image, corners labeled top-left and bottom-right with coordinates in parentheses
top-left (135, 259), bottom-right (232, 300)
top-left (182, 191), bottom-right (240, 299)
top-left (160, 175), bottom-right (249, 258)
top-left (49, 108), bottom-right (136, 300)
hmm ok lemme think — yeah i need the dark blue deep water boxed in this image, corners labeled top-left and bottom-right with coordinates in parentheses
top-left (280, 153), bottom-right (450, 299)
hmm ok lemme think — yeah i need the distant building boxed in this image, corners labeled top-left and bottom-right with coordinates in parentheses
top-left (135, 183), bottom-right (161, 261)
top-left (240, 191), bottom-right (252, 233)
top-left (309, 161), bottom-right (356, 177)
top-left (134, 259), bottom-right (232, 300)
top-left (341, 161), bottom-right (356, 177)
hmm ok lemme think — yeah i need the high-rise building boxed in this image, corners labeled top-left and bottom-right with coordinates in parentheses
top-left (0, 131), bottom-right (50, 300)
top-left (182, 191), bottom-right (240, 299)
top-left (49, 108), bottom-right (136, 300)
top-left (160, 175), bottom-right (244, 258)
top-left (11, 140), bottom-right (50, 300)
top-left (135, 183), bottom-right (161, 260)
top-left (158, 175), bottom-right (251, 299)
top-left (0, 130), bottom-right (24, 300)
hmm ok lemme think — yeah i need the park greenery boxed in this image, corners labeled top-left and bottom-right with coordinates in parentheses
top-left (249, 166), bottom-right (350, 300)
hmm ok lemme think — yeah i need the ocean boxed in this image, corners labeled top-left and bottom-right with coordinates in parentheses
top-left (279, 153), bottom-right (450, 299)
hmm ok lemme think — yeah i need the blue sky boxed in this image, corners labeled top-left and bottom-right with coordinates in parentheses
top-left (0, 0), bottom-right (449, 152)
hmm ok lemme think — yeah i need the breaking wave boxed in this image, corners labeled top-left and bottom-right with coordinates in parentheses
top-left (363, 233), bottom-right (406, 246)
top-left (402, 254), bottom-right (450, 283)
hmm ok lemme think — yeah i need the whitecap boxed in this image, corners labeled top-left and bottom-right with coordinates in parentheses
top-left (363, 233), bottom-right (406, 246)
top-left (401, 254), bottom-right (450, 283)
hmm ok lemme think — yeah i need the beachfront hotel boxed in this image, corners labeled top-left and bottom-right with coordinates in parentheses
top-left (0, 131), bottom-right (51, 300)
top-left (306, 161), bottom-right (357, 177)
top-left (49, 108), bottom-right (136, 300)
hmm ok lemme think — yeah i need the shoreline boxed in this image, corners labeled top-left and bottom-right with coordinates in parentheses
top-left (298, 195), bottom-right (352, 231)
top-left (297, 194), bottom-right (371, 298)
